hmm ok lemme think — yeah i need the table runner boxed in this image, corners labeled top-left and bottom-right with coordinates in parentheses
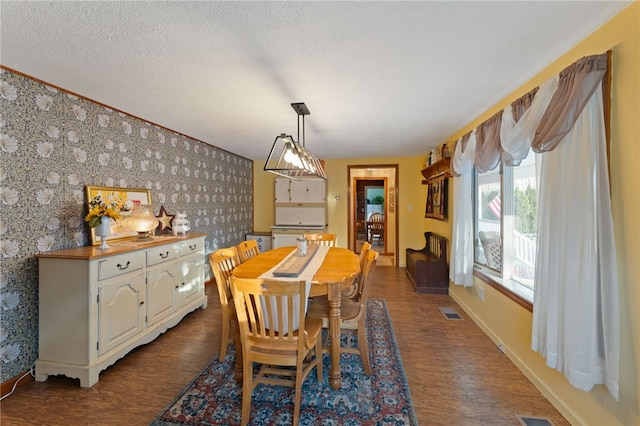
top-left (257, 245), bottom-right (330, 333)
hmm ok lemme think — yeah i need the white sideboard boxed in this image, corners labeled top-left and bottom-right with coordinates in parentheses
top-left (35, 234), bottom-right (208, 387)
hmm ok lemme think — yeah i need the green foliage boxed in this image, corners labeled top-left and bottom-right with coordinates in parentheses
top-left (515, 185), bottom-right (537, 234)
top-left (480, 186), bottom-right (537, 234)
top-left (371, 195), bottom-right (384, 205)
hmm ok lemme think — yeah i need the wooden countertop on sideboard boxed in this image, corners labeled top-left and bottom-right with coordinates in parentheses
top-left (36, 233), bottom-right (208, 260)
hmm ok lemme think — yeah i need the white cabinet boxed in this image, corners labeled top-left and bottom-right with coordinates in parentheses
top-left (272, 233), bottom-right (303, 249)
top-left (178, 252), bottom-right (205, 308)
top-left (246, 233), bottom-right (272, 252)
top-left (35, 234), bottom-right (207, 387)
top-left (98, 272), bottom-right (146, 355)
top-left (271, 226), bottom-right (328, 249)
top-left (275, 178), bottom-right (292, 203)
top-left (275, 178), bottom-right (326, 204)
top-left (146, 243), bottom-right (180, 327)
top-left (146, 264), bottom-right (179, 327)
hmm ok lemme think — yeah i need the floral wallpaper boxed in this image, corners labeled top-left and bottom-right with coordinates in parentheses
top-left (0, 68), bottom-right (253, 382)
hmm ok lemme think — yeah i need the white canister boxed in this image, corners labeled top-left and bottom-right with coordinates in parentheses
top-left (297, 237), bottom-right (307, 256)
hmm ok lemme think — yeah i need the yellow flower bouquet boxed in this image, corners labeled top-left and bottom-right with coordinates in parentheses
top-left (85, 195), bottom-right (122, 228)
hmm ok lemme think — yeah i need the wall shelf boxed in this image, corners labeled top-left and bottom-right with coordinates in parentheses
top-left (421, 157), bottom-right (452, 184)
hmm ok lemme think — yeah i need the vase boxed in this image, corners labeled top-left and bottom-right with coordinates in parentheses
top-left (94, 216), bottom-right (111, 249)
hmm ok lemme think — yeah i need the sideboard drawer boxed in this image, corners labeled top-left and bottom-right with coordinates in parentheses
top-left (146, 244), bottom-right (179, 267)
top-left (98, 251), bottom-right (145, 281)
top-left (179, 238), bottom-right (204, 256)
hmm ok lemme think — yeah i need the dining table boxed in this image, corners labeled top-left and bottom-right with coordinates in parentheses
top-left (232, 246), bottom-right (360, 390)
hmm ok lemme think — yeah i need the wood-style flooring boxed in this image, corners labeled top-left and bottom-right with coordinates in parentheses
top-left (1, 266), bottom-right (569, 425)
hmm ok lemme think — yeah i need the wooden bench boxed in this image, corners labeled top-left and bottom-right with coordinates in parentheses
top-left (405, 232), bottom-right (448, 294)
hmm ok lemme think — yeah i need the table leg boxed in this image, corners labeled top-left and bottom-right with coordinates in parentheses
top-left (327, 281), bottom-right (342, 390)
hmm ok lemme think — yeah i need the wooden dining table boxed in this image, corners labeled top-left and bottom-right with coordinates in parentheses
top-left (232, 246), bottom-right (360, 390)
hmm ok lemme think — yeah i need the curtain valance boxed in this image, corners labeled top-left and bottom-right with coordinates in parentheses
top-left (532, 53), bottom-right (608, 152)
top-left (452, 52), bottom-right (607, 173)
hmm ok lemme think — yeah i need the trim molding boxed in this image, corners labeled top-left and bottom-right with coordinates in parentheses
top-left (1, 370), bottom-right (33, 398)
top-left (449, 291), bottom-right (579, 425)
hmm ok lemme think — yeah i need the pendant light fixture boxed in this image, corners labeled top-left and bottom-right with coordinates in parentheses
top-left (264, 102), bottom-right (327, 180)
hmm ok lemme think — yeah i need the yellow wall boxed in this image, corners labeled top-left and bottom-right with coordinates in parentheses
top-left (252, 4), bottom-right (638, 424)
top-left (253, 156), bottom-right (427, 267)
top-left (448, 4), bottom-right (639, 425)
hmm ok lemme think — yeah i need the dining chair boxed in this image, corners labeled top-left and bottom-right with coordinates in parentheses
top-left (230, 276), bottom-right (323, 426)
top-left (303, 233), bottom-right (337, 247)
top-left (356, 219), bottom-right (368, 240)
top-left (307, 250), bottom-right (379, 375)
top-left (479, 231), bottom-right (502, 270)
top-left (342, 241), bottom-right (371, 299)
top-left (367, 212), bottom-right (384, 246)
top-left (208, 246), bottom-right (240, 361)
top-left (236, 239), bottom-right (260, 263)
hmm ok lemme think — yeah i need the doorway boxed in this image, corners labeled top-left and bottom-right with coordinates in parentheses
top-left (348, 165), bottom-right (398, 266)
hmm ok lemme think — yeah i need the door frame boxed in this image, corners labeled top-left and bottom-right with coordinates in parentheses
top-left (347, 164), bottom-right (399, 266)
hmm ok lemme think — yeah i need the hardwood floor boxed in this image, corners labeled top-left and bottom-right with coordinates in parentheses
top-left (1, 266), bottom-right (569, 425)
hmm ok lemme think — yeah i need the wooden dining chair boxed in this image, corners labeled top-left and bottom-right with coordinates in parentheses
top-left (236, 239), bottom-right (260, 263)
top-left (303, 233), bottom-right (337, 247)
top-left (230, 277), bottom-right (323, 426)
top-left (342, 241), bottom-right (371, 299)
top-left (307, 250), bottom-right (379, 375)
top-left (367, 212), bottom-right (384, 246)
top-left (208, 246), bottom-right (241, 361)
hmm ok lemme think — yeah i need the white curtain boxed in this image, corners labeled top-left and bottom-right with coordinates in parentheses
top-left (450, 131), bottom-right (476, 287)
top-left (501, 76), bottom-right (558, 163)
top-left (531, 84), bottom-right (620, 400)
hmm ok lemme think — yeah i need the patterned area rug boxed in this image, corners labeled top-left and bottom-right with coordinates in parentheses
top-left (151, 299), bottom-right (417, 425)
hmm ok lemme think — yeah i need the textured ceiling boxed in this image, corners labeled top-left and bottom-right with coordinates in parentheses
top-left (0, 1), bottom-right (630, 161)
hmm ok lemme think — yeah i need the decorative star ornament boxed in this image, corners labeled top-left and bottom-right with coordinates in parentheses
top-left (156, 205), bottom-right (175, 234)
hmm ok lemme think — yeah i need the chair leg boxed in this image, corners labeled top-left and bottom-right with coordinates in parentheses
top-left (358, 318), bottom-right (371, 375)
top-left (293, 362), bottom-right (304, 426)
top-left (315, 339), bottom-right (323, 381)
top-left (219, 311), bottom-right (229, 361)
top-left (241, 355), bottom-right (253, 425)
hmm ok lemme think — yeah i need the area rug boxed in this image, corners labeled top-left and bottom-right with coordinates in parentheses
top-left (151, 299), bottom-right (417, 425)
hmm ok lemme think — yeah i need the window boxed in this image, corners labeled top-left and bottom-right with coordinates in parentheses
top-left (474, 150), bottom-right (538, 302)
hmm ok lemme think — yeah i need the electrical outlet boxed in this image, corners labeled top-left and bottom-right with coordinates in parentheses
top-left (497, 341), bottom-right (506, 353)
top-left (479, 287), bottom-right (485, 301)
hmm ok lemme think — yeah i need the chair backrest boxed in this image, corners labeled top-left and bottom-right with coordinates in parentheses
top-left (303, 233), bottom-right (337, 247)
top-left (479, 231), bottom-right (501, 270)
top-left (355, 250), bottom-right (379, 304)
top-left (231, 277), bottom-right (309, 354)
top-left (209, 247), bottom-right (240, 312)
top-left (358, 241), bottom-right (372, 271)
top-left (368, 212), bottom-right (384, 228)
top-left (236, 239), bottom-right (260, 263)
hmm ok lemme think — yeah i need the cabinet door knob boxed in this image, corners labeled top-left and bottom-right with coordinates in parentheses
top-left (139, 301), bottom-right (145, 306)
top-left (159, 251), bottom-right (169, 259)
top-left (189, 244), bottom-right (197, 250)
top-left (116, 261), bottom-right (131, 270)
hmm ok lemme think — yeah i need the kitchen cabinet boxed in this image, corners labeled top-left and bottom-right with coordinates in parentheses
top-left (35, 234), bottom-right (207, 387)
top-left (271, 226), bottom-right (327, 249)
top-left (275, 178), bottom-right (326, 204)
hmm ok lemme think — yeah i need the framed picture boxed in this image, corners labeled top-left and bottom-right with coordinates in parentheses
top-left (425, 175), bottom-right (447, 220)
top-left (85, 185), bottom-right (152, 245)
